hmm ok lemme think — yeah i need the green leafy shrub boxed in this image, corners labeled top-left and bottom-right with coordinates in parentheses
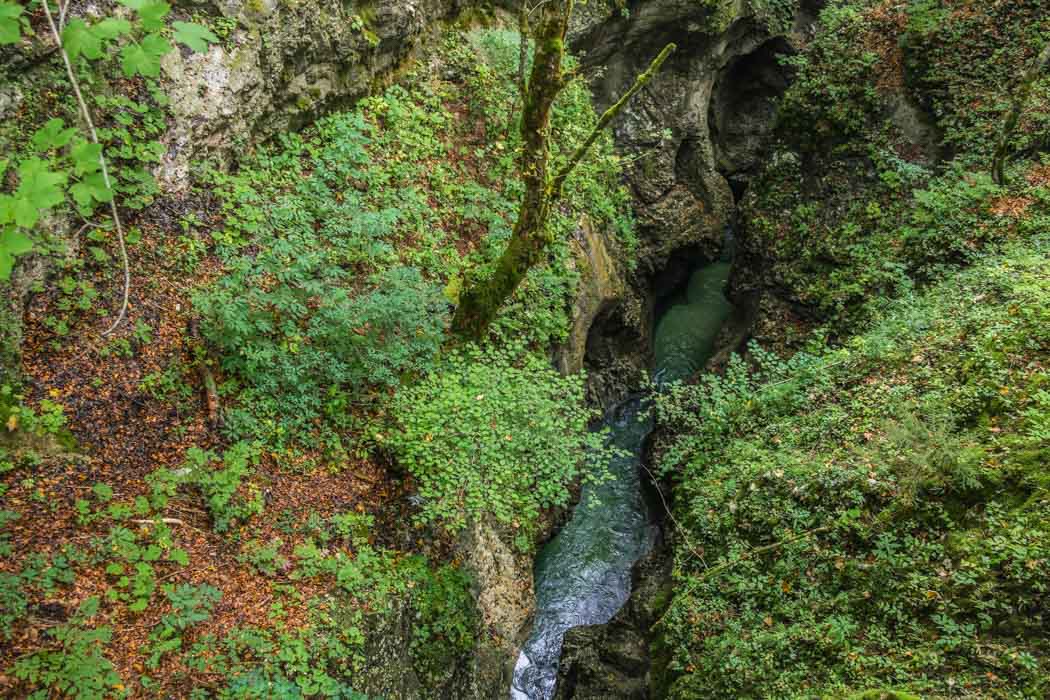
top-left (184, 617), bottom-right (370, 698)
top-left (181, 442), bottom-right (264, 533)
top-left (193, 27), bottom-right (636, 453)
top-left (239, 538), bottom-right (288, 577)
top-left (9, 596), bottom-right (121, 700)
top-left (654, 237), bottom-right (1050, 698)
top-left (386, 345), bottom-right (608, 538)
top-left (186, 526), bottom-right (477, 696)
top-left (197, 261), bottom-right (447, 443)
top-left (0, 570), bottom-right (27, 639)
top-left (1, 385), bottom-right (69, 438)
top-left (749, 0), bottom-right (799, 34)
top-left (742, 0), bottom-right (1050, 337)
top-left (776, 3), bottom-right (883, 151)
top-left (400, 558), bottom-right (478, 685)
top-left (901, 0), bottom-right (1050, 163)
top-left (900, 170), bottom-right (1003, 276)
top-left (328, 512), bottom-right (374, 549)
top-left (0, 1), bottom-right (216, 280)
top-left (145, 583), bottom-right (221, 669)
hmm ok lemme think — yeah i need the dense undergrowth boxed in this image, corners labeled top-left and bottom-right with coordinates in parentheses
top-left (190, 26), bottom-right (634, 536)
top-left (657, 234), bottom-right (1050, 698)
top-left (0, 21), bottom-right (636, 698)
top-left (193, 27), bottom-right (633, 457)
top-left (744, 0), bottom-right (1050, 337)
top-left (656, 1), bottom-right (1050, 698)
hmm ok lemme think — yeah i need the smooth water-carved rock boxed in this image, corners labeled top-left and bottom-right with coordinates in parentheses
top-left (572, 5), bottom-right (726, 273)
top-left (551, 1), bottom-right (806, 411)
top-left (557, 217), bottom-right (633, 387)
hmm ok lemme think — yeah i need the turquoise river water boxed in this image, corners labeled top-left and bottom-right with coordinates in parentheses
top-left (510, 261), bottom-right (733, 699)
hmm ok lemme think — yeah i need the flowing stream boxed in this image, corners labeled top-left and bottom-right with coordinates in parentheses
top-left (510, 261), bottom-right (734, 700)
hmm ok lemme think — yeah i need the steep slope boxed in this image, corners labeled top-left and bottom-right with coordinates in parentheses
top-left (650, 1), bottom-right (1050, 697)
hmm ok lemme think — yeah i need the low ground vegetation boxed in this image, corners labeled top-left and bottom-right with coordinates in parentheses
top-left (656, 1), bottom-right (1050, 697)
top-left (0, 19), bottom-right (635, 698)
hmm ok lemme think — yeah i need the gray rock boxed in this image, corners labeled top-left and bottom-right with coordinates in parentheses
top-left (556, 0), bottom-right (812, 408)
top-left (576, 0), bottom-right (801, 276)
top-left (158, 0), bottom-right (472, 189)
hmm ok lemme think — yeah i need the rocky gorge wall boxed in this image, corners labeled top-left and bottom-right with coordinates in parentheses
top-left (550, 2), bottom-right (826, 697)
top-left (556, 0), bottom-right (815, 409)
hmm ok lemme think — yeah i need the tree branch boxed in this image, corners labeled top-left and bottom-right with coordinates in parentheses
top-left (517, 1), bottom-right (529, 99)
top-left (41, 0), bottom-right (131, 337)
top-left (549, 42), bottom-right (676, 202)
top-left (131, 518), bottom-right (185, 526)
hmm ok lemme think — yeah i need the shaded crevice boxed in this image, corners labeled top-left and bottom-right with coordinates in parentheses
top-left (709, 36), bottom-right (796, 181)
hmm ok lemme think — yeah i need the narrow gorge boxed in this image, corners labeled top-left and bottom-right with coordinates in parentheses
top-left (2, 1), bottom-right (1049, 699)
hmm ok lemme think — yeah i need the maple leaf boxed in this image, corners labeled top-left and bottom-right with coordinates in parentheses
top-left (0, 227), bottom-right (33, 280)
top-left (121, 33), bottom-right (173, 78)
top-left (172, 21), bottom-right (218, 53)
top-left (0, 1), bottom-right (23, 45)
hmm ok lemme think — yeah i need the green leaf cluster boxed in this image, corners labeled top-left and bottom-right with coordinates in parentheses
top-left (178, 442), bottom-right (264, 533)
top-left (9, 597), bottom-right (121, 700)
top-left (0, 1), bottom-right (24, 45)
top-left (0, 0), bottom-right (218, 282)
top-left (144, 583), bottom-right (221, 669)
top-left (386, 345), bottom-right (609, 540)
top-left (193, 28), bottom-right (637, 451)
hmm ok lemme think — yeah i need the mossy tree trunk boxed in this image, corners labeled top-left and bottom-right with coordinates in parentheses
top-left (452, 0), bottom-right (571, 340)
top-left (451, 2), bottom-right (675, 340)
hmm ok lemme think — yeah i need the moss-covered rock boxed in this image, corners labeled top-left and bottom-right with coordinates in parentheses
top-left (158, 0), bottom-right (475, 188)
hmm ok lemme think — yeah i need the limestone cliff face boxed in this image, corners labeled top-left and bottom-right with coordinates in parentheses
top-left (570, 0), bottom-right (805, 275)
top-left (557, 0), bottom-right (808, 407)
top-left (159, 0), bottom-right (473, 188)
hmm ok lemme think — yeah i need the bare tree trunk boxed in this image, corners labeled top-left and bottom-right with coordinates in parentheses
top-left (451, 2), bottom-right (675, 340)
top-left (992, 42), bottom-right (1050, 186)
top-left (517, 1), bottom-right (530, 97)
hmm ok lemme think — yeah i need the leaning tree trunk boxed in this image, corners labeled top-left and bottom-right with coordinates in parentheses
top-left (992, 42), bottom-right (1050, 186)
top-left (451, 0), bottom-right (675, 340)
top-left (451, 0), bottom-right (572, 339)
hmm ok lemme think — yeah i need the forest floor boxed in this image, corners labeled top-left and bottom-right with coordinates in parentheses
top-left (1, 188), bottom-right (414, 694)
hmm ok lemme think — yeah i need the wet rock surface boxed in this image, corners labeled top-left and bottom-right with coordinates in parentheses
top-left (554, 0), bottom-right (810, 414)
top-left (572, 0), bottom-right (800, 276)
top-left (553, 545), bottom-right (672, 700)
